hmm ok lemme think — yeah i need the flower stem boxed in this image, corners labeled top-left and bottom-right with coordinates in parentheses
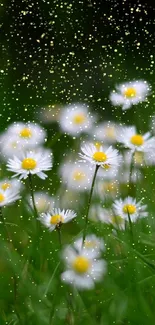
top-left (128, 152), bottom-right (135, 241)
top-left (127, 210), bottom-right (134, 242)
top-left (57, 226), bottom-right (62, 249)
top-left (82, 165), bottom-right (99, 245)
top-left (28, 174), bottom-right (38, 218)
top-left (128, 151), bottom-right (135, 194)
top-left (0, 207), bottom-right (13, 246)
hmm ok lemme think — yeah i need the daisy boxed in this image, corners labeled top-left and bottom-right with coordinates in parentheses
top-left (39, 104), bottom-right (61, 123)
top-left (113, 197), bottom-right (148, 222)
top-left (0, 178), bottom-right (22, 192)
top-left (79, 143), bottom-right (120, 168)
top-left (6, 122), bottom-right (46, 148)
top-left (38, 208), bottom-right (76, 231)
top-left (124, 150), bottom-right (155, 168)
top-left (28, 191), bottom-right (55, 213)
top-left (0, 188), bottom-right (20, 207)
top-left (73, 234), bottom-right (105, 258)
top-left (7, 149), bottom-right (52, 180)
top-left (89, 205), bottom-right (125, 229)
top-left (59, 103), bottom-right (94, 136)
top-left (97, 179), bottom-right (119, 199)
top-left (93, 121), bottom-right (121, 144)
top-left (0, 134), bottom-right (25, 160)
top-left (117, 126), bottom-right (155, 152)
top-left (110, 80), bottom-right (150, 110)
top-left (60, 161), bottom-right (93, 191)
top-left (61, 245), bottom-right (107, 290)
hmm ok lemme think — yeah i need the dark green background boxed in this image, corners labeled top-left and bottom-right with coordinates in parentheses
top-left (0, 0), bottom-right (155, 129)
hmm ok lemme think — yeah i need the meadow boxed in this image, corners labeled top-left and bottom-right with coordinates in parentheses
top-left (0, 1), bottom-right (155, 324)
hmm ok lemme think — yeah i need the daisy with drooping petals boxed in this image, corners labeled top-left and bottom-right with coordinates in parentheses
top-left (0, 188), bottom-right (20, 207)
top-left (97, 178), bottom-right (119, 200)
top-left (60, 161), bottom-right (93, 191)
top-left (28, 191), bottom-right (55, 214)
top-left (6, 122), bottom-right (46, 148)
top-left (110, 80), bottom-right (150, 110)
top-left (73, 234), bottom-right (105, 258)
top-left (117, 126), bottom-right (155, 153)
top-left (61, 245), bottom-right (107, 290)
top-left (39, 104), bottom-right (61, 124)
top-left (0, 134), bottom-right (25, 160)
top-left (93, 121), bottom-right (121, 144)
top-left (79, 143), bottom-right (120, 169)
top-left (123, 149), bottom-right (155, 168)
top-left (59, 103), bottom-right (94, 136)
top-left (0, 178), bottom-right (22, 192)
top-left (7, 149), bottom-right (52, 180)
top-left (38, 208), bottom-right (76, 232)
top-left (89, 205), bottom-right (125, 229)
top-left (113, 197), bottom-right (148, 222)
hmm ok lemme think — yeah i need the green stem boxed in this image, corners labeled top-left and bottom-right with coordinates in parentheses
top-left (82, 165), bottom-right (99, 245)
top-left (47, 132), bottom-right (62, 148)
top-left (28, 174), bottom-right (38, 218)
top-left (0, 207), bottom-right (13, 246)
top-left (128, 151), bottom-right (135, 193)
top-left (57, 226), bottom-right (62, 249)
top-left (127, 210), bottom-right (134, 242)
top-left (127, 152), bottom-right (135, 241)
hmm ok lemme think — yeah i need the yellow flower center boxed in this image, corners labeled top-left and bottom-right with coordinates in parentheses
top-left (104, 182), bottom-right (116, 192)
top-left (102, 164), bottom-right (110, 170)
top-left (111, 215), bottom-right (123, 225)
top-left (11, 141), bottom-right (18, 149)
top-left (84, 240), bottom-right (97, 248)
top-left (20, 128), bottom-right (32, 138)
top-left (1, 183), bottom-right (11, 190)
top-left (106, 127), bottom-right (115, 139)
top-left (93, 151), bottom-right (107, 162)
top-left (72, 256), bottom-right (90, 274)
top-left (124, 87), bottom-right (137, 98)
top-left (73, 113), bottom-right (85, 124)
top-left (134, 151), bottom-right (144, 164)
top-left (0, 193), bottom-right (5, 203)
top-left (95, 142), bottom-right (102, 150)
top-left (73, 171), bottom-right (85, 181)
top-left (22, 158), bottom-right (37, 170)
top-left (123, 204), bottom-right (136, 214)
top-left (50, 214), bottom-right (64, 225)
top-left (130, 134), bottom-right (144, 146)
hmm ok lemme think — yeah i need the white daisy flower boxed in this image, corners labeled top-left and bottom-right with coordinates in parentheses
top-left (0, 178), bottom-right (22, 192)
top-left (124, 150), bottom-right (155, 168)
top-left (93, 121), bottom-right (121, 144)
top-left (0, 188), bottom-right (20, 207)
top-left (28, 191), bottom-right (55, 214)
top-left (79, 143), bottom-right (120, 168)
top-left (61, 245), bottom-right (107, 290)
top-left (38, 208), bottom-right (76, 231)
top-left (118, 168), bottom-right (142, 184)
top-left (73, 234), bottom-right (105, 258)
top-left (7, 149), bottom-right (52, 180)
top-left (60, 161), bottom-right (93, 191)
top-left (89, 205), bottom-right (125, 229)
top-left (110, 80), bottom-right (150, 110)
top-left (117, 126), bottom-right (155, 152)
top-left (6, 122), bottom-right (46, 148)
top-left (97, 179), bottom-right (119, 199)
top-left (59, 103), bottom-right (94, 136)
top-left (39, 104), bottom-right (61, 124)
top-left (113, 197), bottom-right (148, 222)
top-left (0, 134), bottom-right (24, 160)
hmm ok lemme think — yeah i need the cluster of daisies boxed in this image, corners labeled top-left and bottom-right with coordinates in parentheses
top-left (0, 79), bottom-right (154, 290)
